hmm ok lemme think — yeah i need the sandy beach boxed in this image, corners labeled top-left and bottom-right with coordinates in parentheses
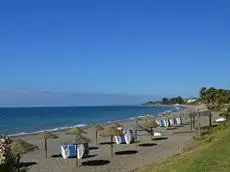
top-left (12, 106), bottom-right (217, 172)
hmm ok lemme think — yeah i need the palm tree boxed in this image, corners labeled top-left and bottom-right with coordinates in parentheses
top-left (200, 87), bottom-right (207, 103)
top-left (39, 131), bottom-right (58, 159)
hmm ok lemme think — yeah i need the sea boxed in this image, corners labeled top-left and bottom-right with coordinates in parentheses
top-left (0, 105), bottom-right (178, 136)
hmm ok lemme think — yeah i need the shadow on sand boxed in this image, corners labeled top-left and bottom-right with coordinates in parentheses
top-left (83, 154), bottom-right (98, 159)
top-left (89, 147), bottom-right (99, 150)
top-left (175, 125), bottom-right (185, 128)
top-left (19, 162), bottom-right (37, 168)
top-left (99, 142), bottom-right (116, 145)
top-left (152, 137), bottom-right (168, 141)
top-left (138, 143), bottom-right (157, 147)
top-left (82, 160), bottom-right (110, 166)
top-left (166, 127), bottom-right (178, 130)
top-left (115, 150), bottom-right (138, 155)
top-left (51, 154), bottom-right (62, 158)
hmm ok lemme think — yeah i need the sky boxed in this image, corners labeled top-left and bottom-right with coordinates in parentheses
top-left (0, 0), bottom-right (230, 106)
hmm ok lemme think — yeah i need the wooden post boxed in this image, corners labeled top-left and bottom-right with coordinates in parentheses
top-left (111, 136), bottom-right (113, 156)
top-left (76, 146), bottom-right (78, 167)
top-left (45, 138), bottom-right (47, 159)
top-left (209, 113), bottom-right (212, 127)
top-left (197, 112), bottom-right (201, 136)
top-left (193, 116), bottom-right (196, 130)
top-left (190, 116), bottom-right (193, 131)
top-left (96, 130), bottom-right (98, 145)
top-left (180, 116), bottom-right (182, 125)
top-left (150, 128), bottom-right (153, 141)
top-left (135, 129), bottom-right (138, 149)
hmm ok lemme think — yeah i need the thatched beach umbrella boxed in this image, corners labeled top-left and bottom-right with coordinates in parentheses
top-left (64, 134), bottom-right (90, 168)
top-left (66, 127), bottom-right (86, 135)
top-left (144, 121), bottom-right (158, 141)
top-left (102, 126), bottom-right (123, 156)
top-left (93, 125), bottom-right (104, 145)
top-left (11, 140), bottom-right (38, 155)
top-left (109, 123), bottom-right (123, 129)
top-left (144, 115), bottom-right (155, 122)
top-left (39, 131), bottom-right (58, 159)
top-left (196, 104), bottom-right (208, 112)
top-left (133, 125), bottom-right (143, 149)
top-left (196, 104), bottom-right (211, 135)
top-left (188, 112), bottom-right (196, 131)
top-left (66, 127), bottom-right (87, 142)
top-left (64, 134), bottom-right (91, 149)
top-left (10, 139), bottom-right (38, 169)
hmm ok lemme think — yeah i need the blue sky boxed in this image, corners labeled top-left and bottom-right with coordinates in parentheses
top-left (0, 0), bottom-right (230, 106)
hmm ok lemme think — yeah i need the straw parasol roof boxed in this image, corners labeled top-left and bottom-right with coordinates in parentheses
top-left (144, 121), bottom-right (159, 128)
top-left (39, 131), bottom-right (58, 139)
top-left (94, 125), bottom-right (105, 131)
top-left (100, 131), bottom-right (111, 138)
top-left (109, 123), bottom-right (123, 128)
top-left (100, 127), bottom-right (123, 156)
top-left (101, 126), bottom-right (123, 137)
top-left (10, 139), bottom-right (38, 155)
top-left (196, 104), bottom-right (208, 112)
top-left (64, 134), bottom-right (91, 145)
top-left (107, 126), bottom-right (123, 136)
top-left (39, 131), bottom-right (58, 158)
top-left (66, 127), bottom-right (86, 135)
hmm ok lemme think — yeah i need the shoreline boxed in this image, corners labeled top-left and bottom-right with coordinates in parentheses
top-left (10, 105), bottom-right (193, 138)
top-left (17, 105), bottom-right (198, 172)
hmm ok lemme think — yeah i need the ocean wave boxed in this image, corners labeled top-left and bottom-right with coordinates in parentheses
top-left (8, 123), bottom-right (87, 137)
top-left (127, 117), bottom-right (136, 120)
top-left (8, 107), bottom-right (181, 137)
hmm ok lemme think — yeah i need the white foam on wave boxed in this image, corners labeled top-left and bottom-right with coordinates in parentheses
top-left (127, 117), bottom-right (136, 120)
top-left (8, 123), bottom-right (87, 137)
top-left (138, 115), bottom-right (145, 118)
top-left (8, 106), bottom-right (182, 137)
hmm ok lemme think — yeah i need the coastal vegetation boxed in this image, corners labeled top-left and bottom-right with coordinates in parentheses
top-left (0, 136), bottom-right (33, 172)
top-left (134, 123), bottom-right (230, 172)
top-left (135, 86), bottom-right (230, 172)
top-left (144, 87), bottom-right (230, 108)
top-left (2, 86), bottom-right (230, 172)
top-left (199, 87), bottom-right (230, 110)
top-left (143, 96), bottom-right (185, 105)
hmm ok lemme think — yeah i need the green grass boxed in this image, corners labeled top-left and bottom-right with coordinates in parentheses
top-left (134, 123), bottom-right (230, 172)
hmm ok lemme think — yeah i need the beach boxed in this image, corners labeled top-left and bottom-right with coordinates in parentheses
top-left (9, 105), bottom-right (217, 172)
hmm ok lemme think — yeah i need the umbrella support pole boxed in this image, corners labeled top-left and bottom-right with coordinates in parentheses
top-left (96, 130), bottom-right (98, 145)
top-left (135, 129), bottom-right (138, 149)
top-left (150, 128), bottom-right (153, 141)
top-left (76, 147), bottom-right (79, 167)
top-left (111, 136), bottom-right (113, 156)
top-left (45, 138), bottom-right (47, 159)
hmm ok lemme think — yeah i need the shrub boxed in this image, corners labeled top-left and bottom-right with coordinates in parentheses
top-left (0, 136), bottom-right (23, 172)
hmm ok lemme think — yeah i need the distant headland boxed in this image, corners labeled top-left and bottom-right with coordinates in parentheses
top-left (143, 96), bottom-right (198, 106)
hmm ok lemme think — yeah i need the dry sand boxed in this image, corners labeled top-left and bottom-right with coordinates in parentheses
top-left (12, 106), bottom-right (218, 172)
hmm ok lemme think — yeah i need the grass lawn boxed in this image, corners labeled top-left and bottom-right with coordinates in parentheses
top-left (134, 124), bottom-right (230, 172)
